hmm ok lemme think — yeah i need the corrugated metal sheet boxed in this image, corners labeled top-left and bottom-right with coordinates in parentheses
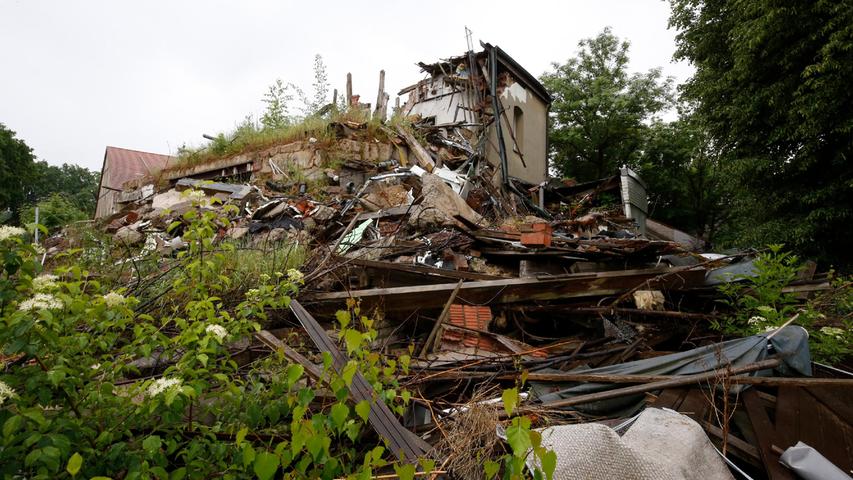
top-left (95, 146), bottom-right (174, 219)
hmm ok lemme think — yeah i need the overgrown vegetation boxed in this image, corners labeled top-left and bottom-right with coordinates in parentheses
top-left (172, 54), bottom-right (397, 173)
top-left (0, 194), bottom-right (554, 478)
top-left (0, 123), bottom-right (99, 226)
top-left (714, 245), bottom-right (852, 363)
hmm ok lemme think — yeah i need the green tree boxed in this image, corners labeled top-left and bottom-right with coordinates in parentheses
top-left (669, 0), bottom-right (853, 265)
top-left (0, 124), bottom-right (37, 224)
top-left (20, 193), bottom-right (88, 233)
top-left (638, 116), bottom-right (728, 243)
top-left (541, 28), bottom-right (674, 182)
top-left (260, 78), bottom-right (293, 130)
top-left (29, 161), bottom-right (100, 216)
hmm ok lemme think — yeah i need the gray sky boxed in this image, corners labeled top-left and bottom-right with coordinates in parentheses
top-left (0, 0), bottom-right (691, 172)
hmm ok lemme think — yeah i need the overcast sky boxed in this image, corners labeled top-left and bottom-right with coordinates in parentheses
top-left (0, 0), bottom-right (692, 172)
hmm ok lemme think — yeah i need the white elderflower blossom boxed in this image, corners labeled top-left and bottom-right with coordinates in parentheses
top-left (820, 326), bottom-right (844, 339)
top-left (147, 377), bottom-right (182, 397)
top-left (183, 190), bottom-right (207, 203)
top-left (205, 324), bottom-right (228, 341)
top-left (286, 268), bottom-right (304, 284)
top-left (18, 293), bottom-right (63, 311)
top-left (747, 316), bottom-right (765, 326)
top-left (763, 325), bottom-right (778, 332)
top-left (0, 380), bottom-right (16, 405)
top-left (31, 243), bottom-right (45, 255)
top-left (103, 291), bottom-right (126, 307)
top-left (0, 225), bottom-right (26, 242)
top-left (32, 274), bottom-right (59, 292)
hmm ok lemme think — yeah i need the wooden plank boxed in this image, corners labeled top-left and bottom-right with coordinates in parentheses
top-left (518, 372), bottom-right (853, 387)
top-left (305, 267), bottom-right (706, 313)
top-left (396, 126), bottom-right (435, 171)
top-left (519, 359), bottom-right (781, 415)
top-left (254, 330), bottom-right (323, 381)
top-left (419, 280), bottom-right (464, 357)
top-left (775, 386), bottom-right (853, 473)
top-left (288, 300), bottom-right (429, 462)
top-left (340, 257), bottom-right (502, 282)
top-left (701, 421), bottom-right (762, 464)
top-left (743, 390), bottom-right (795, 480)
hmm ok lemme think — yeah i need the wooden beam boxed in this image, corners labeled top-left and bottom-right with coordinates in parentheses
top-left (396, 126), bottom-right (435, 171)
top-left (515, 371), bottom-right (853, 387)
top-left (304, 267), bottom-right (706, 313)
top-left (374, 70), bottom-right (387, 122)
top-left (517, 359), bottom-right (781, 415)
top-left (419, 280), bottom-right (463, 358)
top-left (288, 300), bottom-right (430, 462)
top-left (254, 330), bottom-right (323, 381)
top-left (346, 73), bottom-right (353, 106)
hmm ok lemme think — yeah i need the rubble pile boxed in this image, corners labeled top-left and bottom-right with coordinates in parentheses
top-left (74, 44), bottom-right (851, 479)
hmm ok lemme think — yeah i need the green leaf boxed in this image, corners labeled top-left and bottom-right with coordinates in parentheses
top-left (341, 360), bottom-right (358, 386)
top-left (502, 387), bottom-right (518, 416)
top-left (3, 415), bottom-right (23, 438)
top-left (484, 460), bottom-right (501, 479)
top-left (236, 427), bottom-right (248, 447)
top-left (541, 449), bottom-right (557, 480)
top-left (66, 452), bottom-right (83, 476)
top-left (344, 329), bottom-right (362, 355)
top-left (330, 403), bottom-right (349, 430)
top-left (142, 435), bottom-right (162, 454)
top-left (196, 353), bottom-right (208, 367)
top-left (253, 451), bottom-right (279, 480)
top-left (393, 463), bottom-right (415, 480)
top-left (285, 364), bottom-right (304, 388)
top-left (335, 310), bottom-right (351, 329)
top-left (506, 418), bottom-right (533, 457)
top-left (355, 400), bottom-right (371, 422)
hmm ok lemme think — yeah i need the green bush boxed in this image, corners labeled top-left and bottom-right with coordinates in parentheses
top-left (1, 194), bottom-right (555, 479)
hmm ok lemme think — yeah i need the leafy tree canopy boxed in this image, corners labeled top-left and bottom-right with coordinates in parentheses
top-left (0, 123), bottom-right (36, 223)
top-left (669, 0), bottom-right (853, 265)
top-left (541, 28), bottom-right (674, 182)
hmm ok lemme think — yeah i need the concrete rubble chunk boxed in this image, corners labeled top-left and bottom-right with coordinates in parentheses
top-left (408, 173), bottom-right (482, 230)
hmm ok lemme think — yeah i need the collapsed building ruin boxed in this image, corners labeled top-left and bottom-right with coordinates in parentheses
top-left (76, 43), bottom-right (852, 479)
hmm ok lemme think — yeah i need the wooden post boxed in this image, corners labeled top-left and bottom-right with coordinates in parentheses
top-left (332, 88), bottom-right (338, 107)
top-left (346, 73), bottom-right (353, 107)
top-left (374, 70), bottom-right (387, 121)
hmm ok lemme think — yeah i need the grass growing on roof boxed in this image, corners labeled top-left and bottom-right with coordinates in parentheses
top-left (172, 108), bottom-right (396, 172)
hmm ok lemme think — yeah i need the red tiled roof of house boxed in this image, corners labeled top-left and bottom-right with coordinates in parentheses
top-left (101, 146), bottom-right (174, 190)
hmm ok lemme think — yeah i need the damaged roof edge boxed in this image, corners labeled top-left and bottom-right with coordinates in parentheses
top-left (480, 41), bottom-right (552, 106)
top-left (402, 42), bottom-right (552, 106)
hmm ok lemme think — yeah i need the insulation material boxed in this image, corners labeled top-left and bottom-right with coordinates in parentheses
top-left (529, 408), bottom-right (733, 480)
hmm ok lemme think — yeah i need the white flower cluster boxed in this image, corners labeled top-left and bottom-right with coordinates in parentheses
top-left (103, 291), bottom-right (126, 307)
top-left (32, 274), bottom-right (58, 292)
top-left (287, 268), bottom-right (304, 284)
top-left (183, 190), bottom-right (207, 203)
top-left (147, 377), bottom-right (182, 397)
top-left (747, 316), bottom-right (766, 326)
top-left (18, 293), bottom-right (63, 311)
top-left (0, 380), bottom-right (16, 405)
top-left (820, 326), bottom-right (845, 340)
top-left (0, 225), bottom-right (26, 242)
top-left (259, 273), bottom-right (271, 283)
top-left (246, 288), bottom-right (261, 301)
top-left (31, 243), bottom-right (46, 255)
top-left (205, 324), bottom-right (228, 341)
